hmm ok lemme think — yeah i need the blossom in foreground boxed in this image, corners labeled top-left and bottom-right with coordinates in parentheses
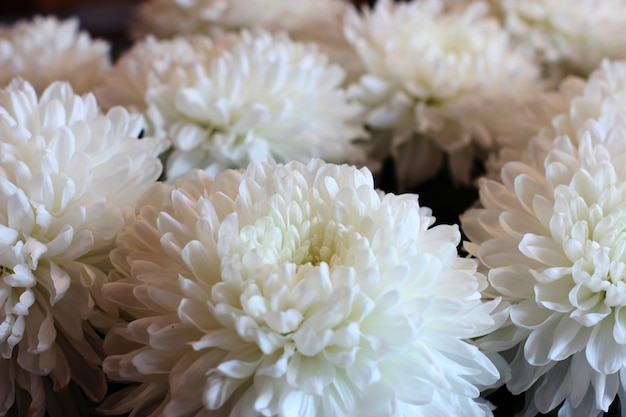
top-left (462, 61), bottom-right (626, 416)
top-left (497, 0), bottom-right (626, 83)
top-left (133, 0), bottom-right (358, 76)
top-left (100, 159), bottom-right (500, 417)
top-left (137, 31), bottom-right (365, 179)
top-left (0, 16), bottom-right (110, 94)
top-left (0, 79), bottom-right (167, 416)
top-left (344, 0), bottom-right (540, 187)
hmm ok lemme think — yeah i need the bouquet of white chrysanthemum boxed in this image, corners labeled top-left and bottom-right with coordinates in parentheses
top-left (8, 1), bottom-right (626, 416)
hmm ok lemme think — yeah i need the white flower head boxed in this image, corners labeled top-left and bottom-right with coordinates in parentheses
top-left (101, 159), bottom-right (499, 417)
top-left (462, 60), bottom-right (626, 416)
top-left (140, 30), bottom-right (365, 179)
top-left (0, 16), bottom-right (111, 94)
top-left (499, 0), bottom-right (626, 82)
top-left (344, 0), bottom-right (540, 186)
top-left (0, 79), bottom-right (167, 415)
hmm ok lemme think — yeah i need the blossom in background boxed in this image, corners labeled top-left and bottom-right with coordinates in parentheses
top-left (0, 79), bottom-right (167, 416)
top-left (462, 60), bottom-right (626, 416)
top-left (134, 0), bottom-right (360, 78)
top-left (483, 76), bottom-right (582, 179)
top-left (100, 159), bottom-right (500, 417)
top-left (128, 30), bottom-right (365, 179)
top-left (0, 16), bottom-right (110, 94)
top-left (95, 34), bottom-right (222, 113)
top-left (344, 0), bottom-right (540, 187)
top-left (497, 0), bottom-right (626, 83)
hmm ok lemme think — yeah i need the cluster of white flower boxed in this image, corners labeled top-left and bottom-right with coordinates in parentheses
top-left (9, 0), bottom-right (626, 415)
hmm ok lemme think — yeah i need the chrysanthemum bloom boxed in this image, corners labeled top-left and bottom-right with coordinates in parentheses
top-left (462, 60), bottom-right (626, 416)
top-left (497, 0), bottom-right (626, 83)
top-left (0, 79), bottom-right (167, 416)
top-left (0, 16), bottom-right (110, 94)
top-left (100, 159), bottom-right (500, 417)
top-left (137, 30), bottom-right (365, 179)
top-left (133, 0), bottom-right (358, 77)
top-left (344, 0), bottom-right (540, 187)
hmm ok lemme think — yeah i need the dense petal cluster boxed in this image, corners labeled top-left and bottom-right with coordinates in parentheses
top-left (139, 31), bottom-right (365, 179)
top-left (344, 0), bottom-right (540, 186)
top-left (0, 16), bottom-right (110, 94)
top-left (0, 79), bottom-right (167, 416)
top-left (498, 0), bottom-right (626, 82)
top-left (100, 159), bottom-right (499, 417)
top-left (462, 60), bottom-right (626, 416)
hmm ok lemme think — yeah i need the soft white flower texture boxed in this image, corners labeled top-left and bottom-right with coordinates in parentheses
top-left (0, 79), bottom-right (167, 415)
top-left (95, 35), bottom-right (221, 113)
top-left (135, 0), bottom-right (349, 40)
top-left (0, 16), bottom-right (110, 94)
top-left (344, 0), bottom-right (539, 185)
top-left (102, 159), bottom-right (499, 417)
top-left (500, 0), bottom-right (626, 79)
top-left (463, 61), bottom-right (626, 416)
top-left (143, 31), bottom-right (365, 179)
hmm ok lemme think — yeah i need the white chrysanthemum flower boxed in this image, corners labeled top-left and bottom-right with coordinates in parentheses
top-left (137, 31), bottom-right (365, 179)
top-left (498, 0), bottom-right (626, 82)
top-left (100, 159), bottom-right (500, 417)
top-left (462, 61), bottom-right (626, 416)
top-left (134, 0), bottom-right (358, 77)
top-left (0, 79), bottom-right (167, 416)
top-left (0, 16), bottom-right (110, 94)
top-left (344, 0), bottom-right (540, 187)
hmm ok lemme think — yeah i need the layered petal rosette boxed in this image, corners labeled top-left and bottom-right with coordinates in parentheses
top-left (100, 159), bottom-right (500, 417)
top-left (462, 61), bottom-right (626, 416)
top-left (344, 0), bottom-right (540, 186)
top-left (0, 16), bottom-right (110, 94)
top-left (0, 79), bottom-right (167, 416)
